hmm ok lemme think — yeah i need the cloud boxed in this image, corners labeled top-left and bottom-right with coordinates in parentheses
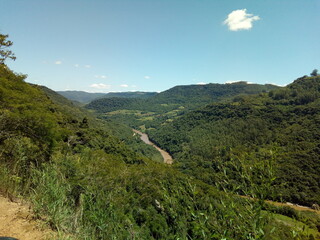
top-left (197, 82), bottom-right (206, 85)
top-left (85, 65), bottom-right (91, 68)
top-left (144, 76), bottom-right (151, 79)
top-left (120, 84), bottom-right (129, 88)
top-left (224, 9), bottom-right (260, 31)
top-left (90, 83), bottom-right (111, 89)
top-left (74, 64), bottom-right (79, 67)
top-left (55, 60), bottom-right (62, 65)
top-left (94, 75), bottom-right (107, 79)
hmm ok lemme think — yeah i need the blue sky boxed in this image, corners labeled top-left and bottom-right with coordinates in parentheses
top-left (1, 0), bottom-right (319, 92)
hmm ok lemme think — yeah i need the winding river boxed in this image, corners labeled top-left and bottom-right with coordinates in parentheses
top-left (132, 131), bottom-right (320, 214)
top-left (133, 129), bottom-right (173, 164)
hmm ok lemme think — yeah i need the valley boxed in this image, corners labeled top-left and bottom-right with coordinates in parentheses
top-left (132, 129), bottom-right (173, 164)
top-left (1, 33), bottom-right (320, 240)
top-left (1, 1), bottom-right (319, 238)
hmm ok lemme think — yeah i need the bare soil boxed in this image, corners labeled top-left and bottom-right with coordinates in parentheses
top-left (265, 199), bottom-right (320, 214)
top-left (0, 195), bottom-right (53, 240)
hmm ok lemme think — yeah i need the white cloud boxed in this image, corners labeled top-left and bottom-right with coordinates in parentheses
top-left (90, 83), bottom-right (111, 89)
top-left (197, 82), bottom-right (206, 85)
top-left (55, 60), bottom-right (62, 65)
top-left (120, 84), bottom-right (129, 88)
top-left (85, 65), bottom-right (91, 68)
top-left (74, 64), bottom-right (79, 67)
top-left (144, 76), bottom-right (151, 79)
top-left (224, 9), bottom-right (260, 31)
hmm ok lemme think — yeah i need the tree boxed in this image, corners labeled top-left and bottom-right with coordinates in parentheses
top-left (310, 69), bottom-right (318, 77)
top-left (0, 34), bottom-right (16, 64)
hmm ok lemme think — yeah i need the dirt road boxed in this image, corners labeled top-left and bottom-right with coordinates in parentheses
top-left (0, 195), bottom-right (52, 240)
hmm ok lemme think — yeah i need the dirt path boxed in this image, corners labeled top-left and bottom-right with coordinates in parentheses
top-left (240, 195), bottom-right (320, 214)
top-left (0, 195), bottom-right (53, 240)
top-left (133, 129), bottom-right (173, 164)
top-left (265, 199), bottom-right (320, 214)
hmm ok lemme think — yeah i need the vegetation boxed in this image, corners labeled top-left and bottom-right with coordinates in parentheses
top-left (56, 91), bottom-right (107, 104)
top-left (86, 82), bottom-right (279, 130)
top-left (148, 75), bottom-right (320, 208)
top-left (58, 90), bottom-right (157, 104)
top-left (1, 35), bottom-right (319, 239)
top-left (0, 34), bottom-right (16, 64)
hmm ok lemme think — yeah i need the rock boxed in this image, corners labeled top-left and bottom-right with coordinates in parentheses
top-left (311, 203), bottom-right (320, 211)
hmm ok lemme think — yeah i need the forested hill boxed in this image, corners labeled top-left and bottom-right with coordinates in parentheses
top-left (85, 82), bottom-right (280, 131)
top-left (148, 75), bottom-right (320, 207)
top-left (58, 90), bottom-right (157, 103)
top-left (86, 82), bottom-right (279, 113)
top-left (104, 91), bottom-right (157, 99)
top-left (4, 64), bottom-right (319, 239)
top-left (149, 82), bottom-right (279, 106)
top-left (57, 90), bottom-right (106, 103)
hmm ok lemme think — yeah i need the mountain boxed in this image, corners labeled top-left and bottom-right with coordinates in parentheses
top-left (149, 81), bottom-right (278, 106)
top-left (4, 64), bottom-right (318, 239)
top-left (58, 90), bottom-right (157, 103)
top-left (57, 90), bottom-right (106, 103)
top-left (86, 81), bottom-right (280, 130)
top-left (103, 91), bottom-right (157, 99)
top-left (2, 63), bottom-right (319, 239)
top-left (148, 75), bottom-right (320, 207)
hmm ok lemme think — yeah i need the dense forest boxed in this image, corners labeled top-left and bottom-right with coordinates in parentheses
top-left (58, 91), bottom-right (157, 104)
top-left (1, 34), bottom-right (320, 239)
top-left (148, 75), bottom-right (320, 208)
top-left (86, 82), bottom-right (279, 130)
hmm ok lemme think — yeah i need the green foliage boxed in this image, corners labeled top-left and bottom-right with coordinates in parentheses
top-left (104, 91), bottom-right (157, 99)
top-left (58, 90), bottom-right (157, 104)
top-left (1, 64), bottom-right (318, 239)
top-left (0, 34), bottom-right (16, 64)
top-left (310, 69), bottom-right (318, 77)
top-left (149, 76), bottom-right (320, 207)
top-left (86, 82), bottom-right (279, 131)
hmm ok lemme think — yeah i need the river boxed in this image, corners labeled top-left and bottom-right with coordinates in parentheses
top-left (132, 129), bottom-right (173, 164)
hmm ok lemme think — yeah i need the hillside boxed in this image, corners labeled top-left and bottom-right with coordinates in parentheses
top-left (148, 75), bottom-right (320, 207)
top-left (41, 86), bottom-right (164, 163)
top-left (2, 63), bottom-right (319, 239)
top-left (86, 82), bottom-right (279, 130)
top-left (103, 91), bottom-right (157, 99)
top-left (57, 90), bottom-right (106, 103)
top-left (149, 82), bottom-right (278, 106)
top-left (58, 90), bottom-right (157, 103)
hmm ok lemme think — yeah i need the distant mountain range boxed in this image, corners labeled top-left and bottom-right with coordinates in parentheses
top-left (57, 90), bottom-right (157, 103)
top-left (86, 81), bottom-right (279, 114)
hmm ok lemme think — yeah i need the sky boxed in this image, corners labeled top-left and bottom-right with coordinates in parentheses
top-left (1, 0), bottom-right (319, 93)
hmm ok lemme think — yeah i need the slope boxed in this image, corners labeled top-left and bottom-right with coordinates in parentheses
top-left (149, 75), bottom-right (320, 207)
top-left (1, 64), bottom-right (318, 239)
top-left (57, 90), bottom-right (106, 104)
top-left (0, 195), bottom-right (54, 240)
top-left (86, 81), bottom-right (279, 130)
top-left (58, 90), bottom-right (157, 104)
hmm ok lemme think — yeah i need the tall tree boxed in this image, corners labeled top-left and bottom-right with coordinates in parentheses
top-left (310, 69), bottom-right (318, 76)
top-left (0, 34), bottom-right (16, 64)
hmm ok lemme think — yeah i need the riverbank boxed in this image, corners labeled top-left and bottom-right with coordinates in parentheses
top-left (132, 129), bottom-right (173, 164)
